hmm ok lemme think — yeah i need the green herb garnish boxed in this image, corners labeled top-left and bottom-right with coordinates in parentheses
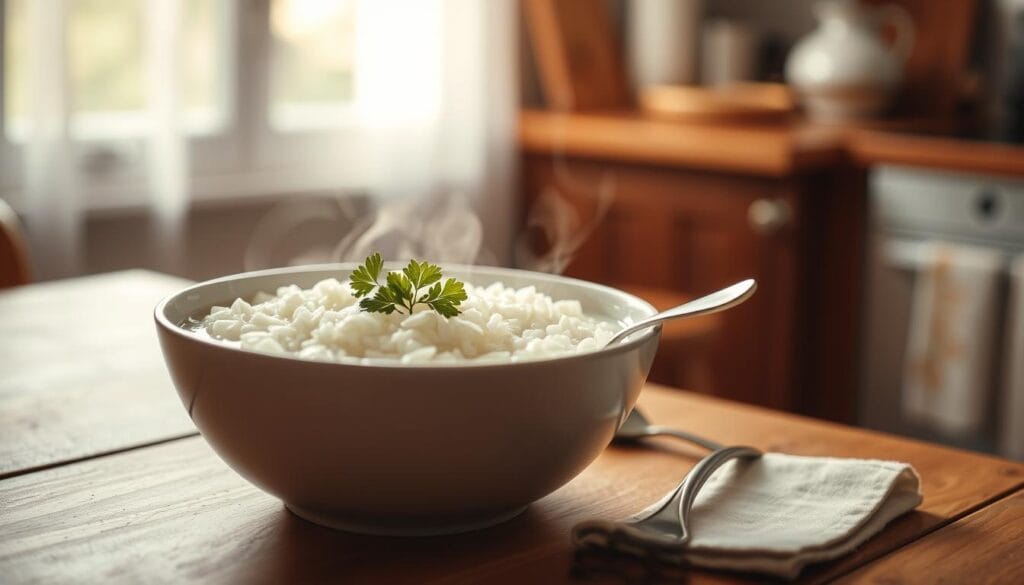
top-left (348, 252), bottom-right (468, 317)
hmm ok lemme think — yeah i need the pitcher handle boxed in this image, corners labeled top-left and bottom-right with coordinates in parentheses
top-left (877, 3), bottom-right (916, 63)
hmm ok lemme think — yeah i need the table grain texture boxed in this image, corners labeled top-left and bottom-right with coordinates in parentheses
top-left (0, 271), bottom-right (195, 479)
top-left (836, 489), bottom-right (1024, 584)
top-left (1, 270), bottom-right (1022, 584)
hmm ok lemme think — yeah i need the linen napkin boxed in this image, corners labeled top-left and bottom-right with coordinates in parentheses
top-left (579, 453), bottom-right (922, 580)
top-left (902, 241), bottom-right (1003, 436)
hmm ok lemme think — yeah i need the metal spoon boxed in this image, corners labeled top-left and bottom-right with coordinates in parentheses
top-left (615, 408), bottom-right (723, 451)
top-left (606, 279), bottom-right (757, 346)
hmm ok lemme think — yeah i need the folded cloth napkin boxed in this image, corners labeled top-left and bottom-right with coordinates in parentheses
top-left (579, 453), bottom-right (922, 580)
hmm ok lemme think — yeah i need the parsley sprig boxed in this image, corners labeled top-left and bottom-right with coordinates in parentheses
top-left (349, 252), bottom-right (468, 318)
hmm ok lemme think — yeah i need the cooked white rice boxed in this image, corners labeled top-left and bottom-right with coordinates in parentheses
top-left (199, 278), bottom-right (618, 364)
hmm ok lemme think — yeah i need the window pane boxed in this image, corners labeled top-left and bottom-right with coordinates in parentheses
top-left (69, 0), bottom-right (145, 114)
top-left (3, 0), bottom-right (227, 139)
top-left (270, 0), bottom-right (355, 129)
top-left (3, 0), bottom-right (27, 129)
top-left (182, 0), bottom-right (222, 114)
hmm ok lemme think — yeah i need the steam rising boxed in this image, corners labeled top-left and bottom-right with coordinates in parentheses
top-left (245, 192), bottom-right (493, 270)
top-left (333, 192), bottom-right (486, 265)
top-left (245, 124), bottom-right (615, 274)
top-left (514, 118), bottom-right (616, 274)
top-left (514, 177), bottom-right (614, 274)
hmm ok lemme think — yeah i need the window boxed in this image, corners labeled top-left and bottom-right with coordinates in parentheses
top-left (4, 0), bottom-right (228, 139)
top-left (270, 0), bottom-right (356, 130)
top-left (0, 0), bottom-right (363, 209)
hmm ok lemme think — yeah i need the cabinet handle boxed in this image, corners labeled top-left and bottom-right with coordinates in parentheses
top-left (748, 198), bottom-right (792, 235)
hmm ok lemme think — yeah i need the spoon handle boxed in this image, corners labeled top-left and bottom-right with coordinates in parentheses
top-left (570, 445), bottom-right (762, 554)
top-left (644, 426), bottom-right (725, 451)
top-left (676, 445), bottom-right (762, 544)
top-left (608, 279), bottom-right (757, 345)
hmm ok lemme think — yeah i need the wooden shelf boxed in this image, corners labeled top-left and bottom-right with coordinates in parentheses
top-left (520, 109), bottom-right (1024, 178)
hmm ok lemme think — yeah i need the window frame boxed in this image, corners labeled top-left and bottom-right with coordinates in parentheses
top-left (0, 0), bottom-right (370, 213)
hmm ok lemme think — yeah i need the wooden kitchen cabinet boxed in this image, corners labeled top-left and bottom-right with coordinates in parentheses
top-left (523, 156), bottom-right (803, 411)
top-left (518, 111), bottom-right (870, 421)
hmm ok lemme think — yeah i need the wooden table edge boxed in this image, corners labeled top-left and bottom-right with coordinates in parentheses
top-left (832, 484), bottom-right (1024, 583)
top-left (818, 482), bottom-right (1024, 584)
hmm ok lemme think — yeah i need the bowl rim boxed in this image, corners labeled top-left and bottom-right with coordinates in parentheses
top-left (154, 262), bottom-right (661, 371)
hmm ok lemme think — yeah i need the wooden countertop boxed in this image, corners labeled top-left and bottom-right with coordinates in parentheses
top-left (3, 271), bottom-right (1024, 584)
top-left (847, 129), bottom-right (1024, 178)
top-left (519, 109), bottom-right (846, 177)
top-left (520, 109), bottom-right (1024, 178)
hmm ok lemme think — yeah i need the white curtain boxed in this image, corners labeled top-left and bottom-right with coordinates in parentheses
top-left (21, 0), bottom-right (516, 280)
top-left (145, 0), bottom-right (189, 275)
top-left (22, 0), bottom-right (188, 281)
top-left (23, 0), bottom-right (79, 281)
top-left (308, 0), bottom-right (517, 266)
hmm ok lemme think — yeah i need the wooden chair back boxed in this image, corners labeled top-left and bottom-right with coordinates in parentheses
top-left (521, 0), bottom-right (632, 110)
top-left (0, 199), bottom-right (32, 288)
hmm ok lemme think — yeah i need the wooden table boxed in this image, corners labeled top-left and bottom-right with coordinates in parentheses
top-left (2, 271), bottom-right (1023, 584)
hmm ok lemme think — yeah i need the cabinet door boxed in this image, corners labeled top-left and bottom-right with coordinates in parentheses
top-left (522, 157), bottom-right (801, 410)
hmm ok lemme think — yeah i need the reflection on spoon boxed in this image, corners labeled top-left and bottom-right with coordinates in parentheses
top-left (607, 279), bottom-right (757, 346)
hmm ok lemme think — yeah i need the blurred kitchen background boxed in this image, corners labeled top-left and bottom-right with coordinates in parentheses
top-left (1, 0), bottom-right (1022, 460)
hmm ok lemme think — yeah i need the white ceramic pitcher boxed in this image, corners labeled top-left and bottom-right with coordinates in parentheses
top-left (785, 0), bottom-right (915, 121)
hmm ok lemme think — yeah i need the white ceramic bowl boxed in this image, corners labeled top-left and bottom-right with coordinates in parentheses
top-left (155, 264), bottom-right (660, 535)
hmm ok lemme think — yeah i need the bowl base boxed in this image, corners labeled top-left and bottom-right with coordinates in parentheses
top-left (285, 503), bottom-right (529, 536)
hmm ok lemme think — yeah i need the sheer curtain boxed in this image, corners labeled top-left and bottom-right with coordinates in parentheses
top-left (325, 0), bottom-right (517, 265)
top-left (245, 0), bottom-right (517, 270)
top-left (23, 0), bottom-right (79, 281)
top-left (20, 0), bottom-right (515, 280)
top-left (145, 0), bottom-right (189, 276)
top-left (22, 0), bottom-right (187, 281)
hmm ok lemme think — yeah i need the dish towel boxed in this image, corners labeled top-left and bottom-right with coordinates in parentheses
top-left (902, 241), bottom-right (1004, 436)
top-left (1000, 255), bottom-right (1024, 460)
top-left (577, 453), bottom-right (922, 580)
